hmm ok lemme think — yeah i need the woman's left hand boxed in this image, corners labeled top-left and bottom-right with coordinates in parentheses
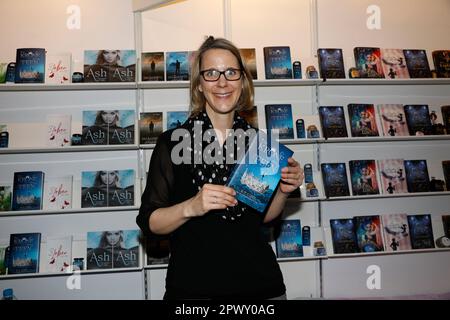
top-left (280, 158), bottom-right (304, 194)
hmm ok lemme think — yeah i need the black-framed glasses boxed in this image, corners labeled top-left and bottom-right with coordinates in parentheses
top-left (200, 68), bottom-right (242, 82)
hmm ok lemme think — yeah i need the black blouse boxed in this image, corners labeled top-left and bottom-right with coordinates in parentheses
top-left (136, 129), bottom-right (286, 299)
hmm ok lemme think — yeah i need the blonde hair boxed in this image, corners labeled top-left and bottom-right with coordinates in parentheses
top-left (189, 36), bottom-right (254, 117)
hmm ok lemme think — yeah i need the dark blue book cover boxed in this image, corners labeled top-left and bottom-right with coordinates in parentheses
top-left (167, 111), bottom-right (189, 130)
top-left (349, 160), bottom-right (380, 195)
top-left (404, 105), bottom-right (432, 136)
top-left (348, 104), bottom-right (380, 137)
top-left (276, 219), bottom-right (303, 258)
top-left (321, 163), bottom-right (350, 197)
top-left (407, 214), bottom-right (435, 249)
top-left (166, 51), bottom-right (189, 81)
top-left (263, 46), bottom-right (293, 79)
top-left (226, 135), bottom-right (293, 213)
top-left (404, 160), bottom-right (430, 193)
top-left (12, 171), bottom-right (45, 211)
top-left (264, 104), bottom-right (294, 139)
top-left (317, 48), bottom-right (346, 79)
top-left (432, 50), bottom-right (450, 78)
top-left (8, 233), bottom-right (41, 274)
top-left (318, 106), bottom-right (348, 138)
top-left (330, 218), bottom-right (358, 254)
top-left (15, 48), bottom-right (45, 83)
top-left (354, 215), bottom-right (384, 252)
top-left (403, 49), bottom-right (432, 78)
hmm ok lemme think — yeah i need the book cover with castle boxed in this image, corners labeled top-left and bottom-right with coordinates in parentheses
top-left (264, 104), bottom-right (294, 139)
top-left (263, 46), bottom-right (292, 79)
top-left (275, 219), bottom-right (303, 258)
top-left (12, 171), bottom-right (45, 211)
top-left (15, 48), bottom-right (46, 83)
top-left (8, 232), bottom-right (41, 274)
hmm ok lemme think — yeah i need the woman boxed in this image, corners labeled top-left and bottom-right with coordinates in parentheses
top-left (137, 36), bottom-right (304, 299)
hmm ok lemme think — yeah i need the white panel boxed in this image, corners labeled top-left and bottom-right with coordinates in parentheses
top-left (279, 260), bottom-right (320, 299)
top-left (147, 268), bottom-right (167, 299)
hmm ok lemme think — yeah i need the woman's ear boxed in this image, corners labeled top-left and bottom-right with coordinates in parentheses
top-left (198, 84), bottom-right (203, 92)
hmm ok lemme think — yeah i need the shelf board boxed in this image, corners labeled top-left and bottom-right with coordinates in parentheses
top-left (138, 81), bottom-right (190, 89)
top-left (319, 78), bottom-right (450, 86)
top-left (0, 144), bottom-right (139, 154)
top-left (0, 206), bottom-right (139, 217)
top-left (0, 82), bottom-right (137, 91)
top-left (277, 255), bottom-right (327, 262)
top-left (253, 79), bottom-right (320, 87)
top-left (320, 135), bottom-right (450, 144)
top-left (323, 191), bottom-right (450, 202)
top-left (0, 267), bottom-right (143, 280)
top-left (328, 247), bottom-right (450, 259)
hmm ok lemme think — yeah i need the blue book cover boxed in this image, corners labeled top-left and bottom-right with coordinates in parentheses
top-left (108, 110), bottom-right (135, 145)
top-left (167, 111), bottom-right (189, 130)
top-left (348, 104), bottom-right (380, 137)
top-left (81, 171), bottom-right (108, 208)
top-left (330, 218), bottom-right (358, 254)
top-left (317, 48), bottom-right (346, 79)
top-left (276, 219), bottom-right (303, 258)
top-left (226, 135), bottom-right (294, 213)
top-left (15, 48), bottom-right (45, 83)
top-left (81, 110), bottom-right (108, 145)
top-left (107, 169), bottom-right (135, 207)
top-left (264, 104), bottom-right (294, 139)
top-left (8, 233), bottom-right (41, 274)
top-left (263, 46), bottom-right (293, 79)
top-left (354, 215), bottom-right (384, 252)
top-left (407, 214), bottom-right (435, 249)
top-left (403, 49), bottom-right (432, 78)
top-left (404, 105), bottom-right (433, 136)
top-left (84, 50), bottom-right (136, 82)
top-left (166, 51), bottom-right (189, 81)
top-left (404, 160), bottom-right (430, 193)
top-left (321, 163), bottom-right (350, 197)
top-left (318, 106), bottom-right (348, 138)
top-left (12, 171), bottom-right (45, 211)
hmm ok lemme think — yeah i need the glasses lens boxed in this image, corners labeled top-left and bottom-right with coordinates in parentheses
top-left (203, 69), bottom-right (220, 81)
top-left (224, 69), bottom-right (241, 81)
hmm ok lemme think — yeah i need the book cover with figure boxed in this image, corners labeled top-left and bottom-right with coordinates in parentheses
top-left (12, 171), bottom-right (45, 211)
top-left (348, 104), bottom-right (379, 137)
top-left (404, 105), bottom-right (433, 136)
top-left (239, 48), bottom-right (258, 80)
top-left (166, 51), bottom-right (189, 81)
top-left (349, 160), bottom-right (380, 196)
top-left (380, 49), bottom-right (410, 79)
top-left (0, 185), bottom-right (12, 211)
top-left (432, 50), bottom-right (450, 78)
top-left (275, 219), bottom-right (303, 258)
top-left (108, 110), bottom-right (135, 145)
top-left (139, 112), bottom-right (163, 144)
top-left (381, 213), bottom-right (411, 251)
top-left (354, 47), bottom-right (384, 78)
top-left (317, 48), bottom-right (346, 79)
top-left (404, 160), bottom-right (430, 193)
top-left (403, 49), bottom-right (432, 78)
top-left (15, 48), bottom-right (45, 83)
top-left (407, 214), bottom-right (435, 249)
top-left (46, 114), bottom-right (72, 148)
top-left (330, 218), bottom-right (358, 254)
top-left (8, 232), bottom-right (41, 274)
top-left (84, 50), bottom-right (136, 82)
top-left (429, 105), bottom-right (446, 135)
top-left (107, 169), bottom-right (135, 207)
top-left (226, 135), bottom-right (293, 213)
top-left (442, 105), bottom-right (450, 134)
top-left (443, 161), bottom-right (450, 191)
top-left (81, 110), bottom-right (108, 145)
top-left (45, 235), bottom-right (72, 273)
top-left (378, 159), bottom-right (408, 194)
top-left (263, 46), bottom-right (292, 79)
top-left (378, 104), bottom-right (409, 136)
top-left (141, 52), bottom-right (165, 81)
top-left (321, 163), bottom-right (350, 198)
top-left (354, 215), bottom-right (384, 252)
top-left (318, 106), bottom-right (348, 138)
top-left (264, 104), bottom-right (294, 139)
top-left (166, 111), bottom-right (189, 130)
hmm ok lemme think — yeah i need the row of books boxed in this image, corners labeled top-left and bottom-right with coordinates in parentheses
top-left (0, 230), bottom-right (140, 275)
top-left (1, 47), bottom-right (448, 84)
top-left (0, 170), bottom-right (135, 212)
top-left (321, 159), bottom-right (450, 198)
top-left (330, 214), bottom-right (450, 254)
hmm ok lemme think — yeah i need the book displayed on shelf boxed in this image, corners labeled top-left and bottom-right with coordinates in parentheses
top-left (330, 218), bottom-right (358, 254)
top-left (0, 244), bottom-right (7, 275)
top-left (82, 110), bottom-right (135, 145)
top-left (403, 49), bottom-right (432, 78)
top-left (166, 51), bottom-right (189, 81)
top-left (378, 104), bottom-right (409, 137)
top-left (407, 214), bottom-right (435, 249)
top-left (108, 110), bottom-right (135, 145)
top-left (146, 237), bottom-right (170, 266)
top-left (404, 160), bottom-right (431, 193)
top-left (354, 215), bottom-right (384, 252)
top-left (139, 112), bottom-right (163, 144)
top-left (8, 233), bottom-right (41, 274)
top-left (442, 215), bottom-right (450, 238)
top-left (347, 104), bottom-right (380, 137)
top-left (380, 49), bottom-right (410, 79)
top-left (83, 50), bottom-right (136, 82)
top-left (404, 105), bottom-right (433, 136)
top-left (317, 48), bottom-right (346, 79)
top-left (45, 53), bottom-right (71, 84)
top-left (429, 105), bottom-right (446, 135)
top-left (443, 161), bottom-right (450, 191)
top-left (166, 111), bottom-right (189, 130)
top-left (239, 48), bottom-right (258, 80)
top-left (226, 135), bottom-right (293, 213)
top-left (378, 159), bottom-right (408, 194)
top-left (238, 106), bottom-right (259, 129)
top-left (46, 114), bottom-right (72, 148)
top-left (264, 104), bottom-right (294, 139)
top-left (15, 48), bottom-right (46, 83)
top-left (321, 163), bottom-right (350, 197)
top-left (318, 106), bottom-right (348, 138)
top-left (0, 185), bottom-right (12, 211)
top-left (263, 46), bottom-right (293, 79)
top-left (45, 235), bottom-right (72, 273)
top-left (86, 230), bottom-right (140, 270)
top-left (12, 171), bottom-right (45, 211)
top-left (432, 50), bottom-right (450, 78)
top-left (381, 213), bottom-right (412, 251)
top-left (0, 63), bottom-right (7, 83)
top-left (43, 176), bottom-right (72, 210)
top-left (349, 160), bottom-right (380, 196)
top-left (354, 47), bottom-right (384, 78)
top-left (442, 105), bottom-right (450, 134)
top-left (141, 52), bottom-right (165, 81)
top-left (275, 219), bottom-right (303, 258)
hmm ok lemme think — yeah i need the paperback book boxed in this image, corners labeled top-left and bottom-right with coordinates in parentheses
top-left (45, 53), bottom-right (71, 84)
top-left (403, 49), bottom-right (432, 78)
top-left (84, 50), bottom-right (136, 82)
top-left (239, 48), bottom-right (258, 80)
top-left (264, 104), bottom-right (294, 139)
top-left (318, 106), bottom-right (348, 138)
top-left (15, 48), bottom-right (46, 83)
top-left (380, 49), bottom-right (410, 79)
top-left (139, 112), bottom-right (163, 144)
top-left (45, 235), bottom-right (72, 273)
top-left (330, 218), bottom-right (358, 254)
top-left (349, 160), bottom-right (380, 195)
top-left (43, 176), bottom-right (73, 210)
top-left (348, 104), bottom-right (379, 137)
top-left (263, 46), bottom-right (293, 79)
top-left (46, 114), bottom-right (72, 148)
top-left (141, 52), bottom-right (165, 81)
top-left (354, 47), bottom-right (384, 78)
top-left (275, 219), bottom-right (303, 258)
top-left (381, 213), bottom-right (412, 251)
top-left (317, 48), bottom-right (346, 79)
top-left (321, 163), bottom-right (350, 197)
top-left (8, 233), bottom-right (41, 274)
top-left (354, 215), bottom-right (384, 252)
top-left (167, 111), bottom-right (189, 130)
top-left (82, 110), bottom-right (135, 145)
top-left (407, 214), bottom-right (435, 249)
top-left (404, 105), bottom-right (433, 136)
top-left (429, 105), bottom-right (446, 135)
top-left (442, 105), bottom-right (450, 134)
top-left (12, 171), bottom-right (45, 211)
top-left (166, 51), bottom-right (189, 81)
top-left (378, 159), bottom-right (408, 194)
top-left (404, 160), bottom-right (430, 193)
top-left (378, 104), bottom-right (409, 136)
top-left (432, 50), bottom-right (450, 78)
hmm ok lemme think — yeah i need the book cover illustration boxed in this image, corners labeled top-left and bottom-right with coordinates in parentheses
top-left (146, 237), bottom-right (170, 266)
top-left (45, 53), bottom-right (71, 84)
top-left (226, 135), bottom-right (293, 213)
top-left (81, 171), bottom-right (108, 208)
top-left (378, 104), bottom-right (409, 136)
top-left (12, 171), bottom-right (45, 211)
top-left (108, 110), bottom-right (135, 145)
top-left (354, 47), bottom-right (384, 78)
top-left (317, 48), bottom-right (346, 79)
top-left (404, 105), bottom-right (433, 136)
top-left (45, 235), bottom-right (72, 273)
top-left (403, 49), bottom-right (432, 78)
top-left (239, 106), bottom-right (259, 129)
top-left (380, 49), bottom-right (410, 79)
top-left (239, 48), bottom-right (258, 80)
top-left (167, 111), bottom-right (189, 130)
top-left (381, 213), bottom-right (412, 251)
top-left (442, 215), bottom-right (450, 238)
top-left (404, 160), bottom-right (430, 193)
top-left (407, 214), bottom-right (435, 249)
top-left (15, 48), bottom-right (45, 83)
top-left (81, 110), bottom-right (108, 145)
top-left (8, 233), bottom-right (41, 274)
top-left (43, 176), bottom-right (72, 210)
top-left (0, 63), bottom-right (7, 83)
top-left (84, 50), bottom-right (136, 82)
top-left (432, 50), bottom-right (450, 78)
top-left (275, 219), bottom-right (303, 258)
top-left (348, 104), bottom-right (379, 137)
top-left (378, 159), bottom-right (408, 194)
top-left (107, 169), bottom-right (135, 207)
top-left (0, 245), bottom-right (7, 275)
top-left (141, 52), bottom-right (165, 81)
top-left (87, 230), bottom-right (140, 270)
top-left (429, 105), bottom-right (446, 135)
top-left (354, 215), bottom-right (384, 252)
top-left (166, 51), bottom-right (189, 81)
top-left (442, 161), bottom-right (450, 191)
top-left (264, 104), bottom-right (294, 139)
top-left (263, 46), bottom-right (293, 79)
top-left (0, 185), bottom-right (12, 211)
top-left (321, 163), bottom-right (350, 197)
top-left (139, 112), bottom-right (163, 144)
top-left (349, 160), bottom-right (380, 196)
top-left (46, 114), bottom-right (72, 148)
top-left (442, 105), bottom-right (450, 134)
top-left (318, 106), bottom-right (348, 138)
top-left (330, 218), bottom-right (358, 254)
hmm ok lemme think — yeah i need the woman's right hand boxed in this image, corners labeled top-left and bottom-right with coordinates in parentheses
top-left (184, 184), bottom-right (238, 217)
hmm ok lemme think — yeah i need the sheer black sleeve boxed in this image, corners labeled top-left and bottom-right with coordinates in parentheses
top-left (136, 132), bottom-right (175, 238)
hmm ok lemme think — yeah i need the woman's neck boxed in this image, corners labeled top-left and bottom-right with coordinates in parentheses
top-left (205, 107), bottom-right (234, 146)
